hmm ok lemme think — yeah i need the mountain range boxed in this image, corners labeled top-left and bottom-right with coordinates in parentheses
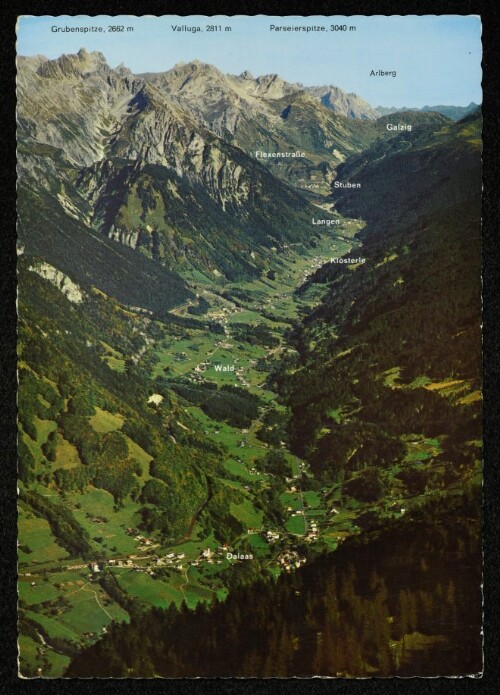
top-left (17, 49), bottom-right (482, 678)
top-left (17, 50), bottom-right (459, 293)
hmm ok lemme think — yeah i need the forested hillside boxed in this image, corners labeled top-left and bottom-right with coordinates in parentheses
top-left (67, 492), bottom-right (481, 677)
top-left (274, 113), bottom-right (482, 499)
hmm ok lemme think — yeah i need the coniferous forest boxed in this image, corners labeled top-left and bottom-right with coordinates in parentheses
top-left (67, 492), bottom-right (481, 677)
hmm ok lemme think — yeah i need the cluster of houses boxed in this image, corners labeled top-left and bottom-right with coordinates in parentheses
top-left (154, 552), bottom-right (187, 570)
top-left (305, 520), bottom-right (319, 542)
top-left (79, 626), bottom-right (108, 643)
top-left (265, 530), bottom-right (281, 543)
top-left (208, 307), bottom-right (238, 322)
top-left (297, 255), bottom-right (337, 286)
top-left (124, 528), bottom-right (160, 551)
top-left (92, 550), bottom-right (190, 577)
top-left (136, 536), bottom-right (160, 551)
top-left (188, 546), bottom-right (227, 567)
top-left (276, 550), bottom-right (306, 572)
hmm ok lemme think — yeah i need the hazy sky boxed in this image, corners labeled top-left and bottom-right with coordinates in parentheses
top-left (17, 15), bottom-right (482, 107)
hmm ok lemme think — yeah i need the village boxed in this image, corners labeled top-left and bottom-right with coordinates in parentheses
top-left (78, 514), bottom-right (315, 583)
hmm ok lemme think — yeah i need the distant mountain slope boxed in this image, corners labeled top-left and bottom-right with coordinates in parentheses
top-left (376, 102), bottom-right (480, 121)
top-left (419, 102), bottom-right (480, 120)
top-left (375, 110), bottom-right (450, 130)
top-left (330, 110), bottom-right (481, 227)
top-left (142, 60), bottom-right (384, 194)
top-left (305, 84), bottom-right (379, 119)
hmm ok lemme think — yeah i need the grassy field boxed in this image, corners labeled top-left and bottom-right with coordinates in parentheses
top-left (34, 417), bottom-right (58, 442)
top-left (114, 566), bottom-right (213, 610)
top-left (18, 633), bottom-right (71, 678)
top-left (58, 582), bottom-right (128, 632)
top-left (19, 577), bottom-right (65, 606)
top-left (18, 512), bottom-right (69, 565)
top-left (54, 435), bottom-right (81, 470)
top-left (285, 514), bottom-right (307, 535)
top-left (223, 459), bottom-right (257, 482)
top-left (89, 408), bottom-right (124, 434)
top-left (229, 497), bottom-right (264, 529)
top-left (403, 436), bottom-right (442, 463)
top-left (123, 434), bottom-right (152, 479)
top-left (280, 491), bottom-right (303, 512)
top-left (70, 487), bottom-right (143, 555)
top-left (25, 609), bottom-right (82, 642)
top-left (247, 533), bottom-right (270, 556)
top-left (22, 417), bottom-right (57, 463)
top-left (303, 491), bottom-right (321, 508)
top-left (39, 649), bottom-right (71, 678)
top-left (103, 355), bottom-right (126, 373)
top-left (184, 582), bottom-right (216, 608)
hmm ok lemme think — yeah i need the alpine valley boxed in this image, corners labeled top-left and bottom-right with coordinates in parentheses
top-left (17, 50), bottom-right (482, 678)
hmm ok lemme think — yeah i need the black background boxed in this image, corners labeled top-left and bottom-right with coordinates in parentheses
top-left (2, 1), bottom-right (498, 692)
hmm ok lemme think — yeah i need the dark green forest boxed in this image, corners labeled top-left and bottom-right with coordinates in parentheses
top-left (66, 492), bottom-right (481, 677)
top-left (274, 113), bottom-right (482, 494)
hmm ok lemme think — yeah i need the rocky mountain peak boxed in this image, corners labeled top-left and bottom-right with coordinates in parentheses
top-left (250, 73), bottom-right (302, 99)
top-left (17, 54), bottom-right (48, 72)
top-left (305, 84), bottom-right (379, 120)
top-left (145, 60), bottom-right (231, 97)
top-left (113, 62), bottom-right (132, 76)
top-left (37, 49), bottom-right (109, 79)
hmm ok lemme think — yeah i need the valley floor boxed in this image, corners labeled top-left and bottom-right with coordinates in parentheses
top-left (18, 214), bottom-right (471, 677)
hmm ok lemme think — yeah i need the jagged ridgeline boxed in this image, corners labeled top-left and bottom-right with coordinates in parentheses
top-left (17, 50), bottom-right (342, 289)
top-left (17, 50), bottom-right (446, 294)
